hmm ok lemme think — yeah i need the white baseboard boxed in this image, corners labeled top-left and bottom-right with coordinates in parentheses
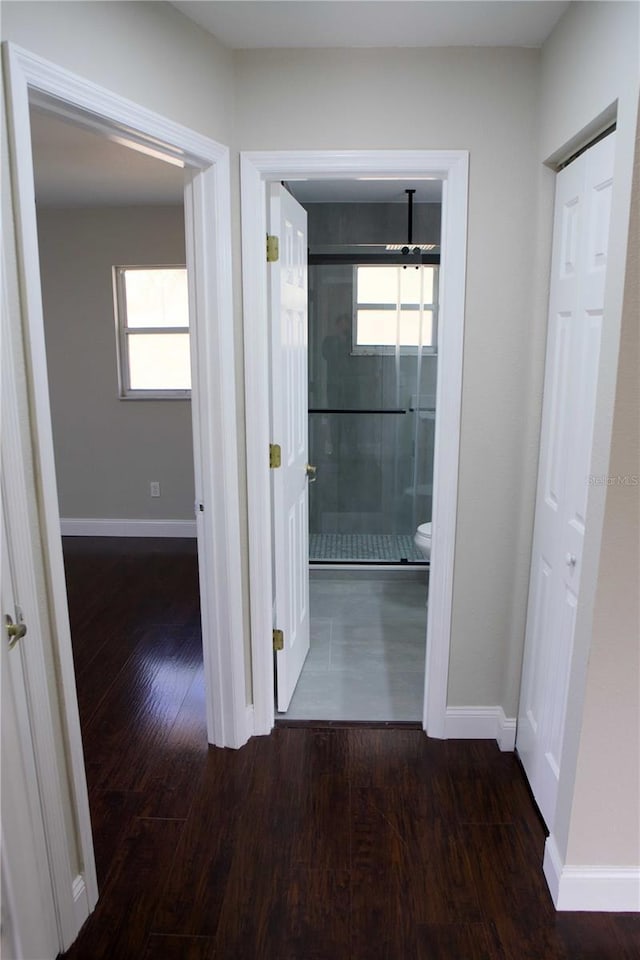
top-left (244, 704), bottom-right (255, 740)
top-left (60, 518), bottom-right (197, 538)
top-left (69, 875), bottom-right (90, 948)
top-left (544, 834), bottom-right (640, 912)
top-left (444, 706), bottom-right (516, 751)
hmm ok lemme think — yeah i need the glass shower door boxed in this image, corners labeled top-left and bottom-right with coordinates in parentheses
top-left (308, 260), bottom-right (438, 563)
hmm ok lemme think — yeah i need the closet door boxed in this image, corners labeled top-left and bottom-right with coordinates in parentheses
top-left (516, 133), bottom-right (615, 828)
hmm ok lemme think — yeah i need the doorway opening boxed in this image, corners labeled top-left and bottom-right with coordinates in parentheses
top-left (277, 178), bottom-right (442, 720)
top-left (240, 149), bottom-right (469, 740)
top-left (3, 43), bottom-right (242, 948)
top-left (30, 106), bottom-right (207, 887)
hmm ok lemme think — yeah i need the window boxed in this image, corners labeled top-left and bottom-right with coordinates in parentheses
top-left (114, 265), bottom-right (191, 398)
top-left (353, 264), bottom-right (438, 354)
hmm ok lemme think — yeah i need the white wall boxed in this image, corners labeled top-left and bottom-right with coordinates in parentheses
top-left (37, 205), bottom-right (195, 523)
top-left (536, 1), bottom-right (640, 878)
top-left (235, 46), bottom-right (542, 715)
top-left (1, 1), bottom-right (235, 142)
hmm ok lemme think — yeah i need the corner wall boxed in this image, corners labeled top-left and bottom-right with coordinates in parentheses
top-left (235, 45), bottom-right (542, 718)
top-left (1, 1), bottom-right (235, 142)
top-left (566, 106), bottom-right (639, 872)
top-left (537, 0), bottom-right (640, 902)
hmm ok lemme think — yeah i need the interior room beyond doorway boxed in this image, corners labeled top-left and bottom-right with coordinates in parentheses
top-left (278, 178), bottom-right (441, 721)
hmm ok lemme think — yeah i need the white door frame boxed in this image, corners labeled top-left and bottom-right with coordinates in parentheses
top-left (241, 150), bottom-right (468, 737)
top-left (2, 42), bottom-right (245, 949)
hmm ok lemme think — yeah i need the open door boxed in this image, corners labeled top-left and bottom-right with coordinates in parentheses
top-left (517, 133), bottom-right (615, 826)
top-left (269, 183), bottom-right (311, 711)
top-left (1, 505), bottom-right (60, 959)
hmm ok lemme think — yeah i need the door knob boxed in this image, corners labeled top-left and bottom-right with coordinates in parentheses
top-left (305, 464), bottom-right (317, 483)
top-left (5, 614), bottom-right (27, 650)
top-left (565, 553), bottom-right (577, 567)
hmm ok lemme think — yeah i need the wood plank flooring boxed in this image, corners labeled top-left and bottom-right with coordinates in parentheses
top-left (60, 538), bottom-right (640, 960)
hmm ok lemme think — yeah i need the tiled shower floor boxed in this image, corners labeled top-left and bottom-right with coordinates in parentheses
top-left (309, 533), bottom-right (424, 563)
top-left (280, 574), bottom-right (428, 721)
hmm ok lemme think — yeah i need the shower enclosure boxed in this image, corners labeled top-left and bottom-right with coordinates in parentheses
top-left (308, 256), bottom-right (439, 564)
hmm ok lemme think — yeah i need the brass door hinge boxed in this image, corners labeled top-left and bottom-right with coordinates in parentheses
top-left (266, 234), bottom-right (279, 262)
top-left (272, 629), bottom-right (284, 652)
top-left (269, 443), bottom-right (281, 469)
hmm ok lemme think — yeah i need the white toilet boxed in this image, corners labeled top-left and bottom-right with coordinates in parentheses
top-left (414, 522), bottom-right (432, 561)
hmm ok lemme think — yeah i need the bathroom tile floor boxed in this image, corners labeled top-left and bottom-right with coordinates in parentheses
top-left (309, 532), bottom-right (425, 563)
top-left (280, 574), bottom-right (428, 722)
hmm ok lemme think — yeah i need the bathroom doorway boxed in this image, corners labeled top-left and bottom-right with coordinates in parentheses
top-left (241, 149), bottom-right (468, 740)
top-left (280, 179), bottom-right (441, 720)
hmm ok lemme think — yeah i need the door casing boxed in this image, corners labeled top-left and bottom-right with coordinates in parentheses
top-left (240, 150), bottom-right (469, 736)
top-left (2, 41), bottom-right (244, 949)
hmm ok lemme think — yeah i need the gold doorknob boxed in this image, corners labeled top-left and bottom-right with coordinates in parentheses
top-left (5, 614), bottom-right (27, 650)
top-left (305, 463), bottom-right (317, 482)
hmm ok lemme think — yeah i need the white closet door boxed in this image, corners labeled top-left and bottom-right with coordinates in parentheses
top-left (516, 133), bottom-right (615, 828)
top-left (269, 183), bottom-right (311, 711)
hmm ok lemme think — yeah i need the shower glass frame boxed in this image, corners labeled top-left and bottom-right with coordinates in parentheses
top-left (308, 250), bottom-right (439, 565)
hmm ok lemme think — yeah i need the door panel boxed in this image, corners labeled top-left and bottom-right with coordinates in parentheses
top-left (1, 509), bottom-right (60, 959)
top-left (517, 133), bottom-right (615, 827)
top-left (270, 184), bottom-right (310, 711)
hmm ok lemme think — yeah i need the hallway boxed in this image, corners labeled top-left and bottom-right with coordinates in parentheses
top-left (61, 538), bottom-right (639, 959)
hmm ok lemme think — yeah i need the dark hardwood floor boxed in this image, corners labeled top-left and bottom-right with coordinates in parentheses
top-left (60, 538), bottom-right (639, 960)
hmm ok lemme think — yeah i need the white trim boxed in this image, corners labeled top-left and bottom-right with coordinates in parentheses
top-left (241, 149), bottom-right (468, 740)
top-left (544, 835), bottom-right (640, 912)
top-left (183, 153), bottom-right (247, 750)
top-left (444, 706), bottom-right (517, 751)
top-left (113, 264), bottom-right (192, 400)
top-left (71, 875), bottom-right (90, 931)
top-left (245, 704), bottom-right (256, 739)
top-left (2, 230), bottom-right (91, 951)
top-left (3, 40), bottom-right (244, 747)
top-left (60, 518), bottom-right (197, 538)
top-left (2, 40), bottom-right (244, 951)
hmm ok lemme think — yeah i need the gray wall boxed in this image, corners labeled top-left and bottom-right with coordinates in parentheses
top-left (235, 46), bottom-right (542, 715)
top-left (535, 1), bottom-right (640, 870)
top-left (306, 200), bottom-right (441, 246)
top-left (37, 205), bottom-right (195, 521)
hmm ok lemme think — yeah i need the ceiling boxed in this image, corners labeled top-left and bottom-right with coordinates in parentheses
top-left (172, 1), bottom-right (569, 50)
top-left (29, 2), bottom-right (570, 206)
top-left (30, 107), bottom-right (441, 206)
top-left (30, 107), bottom-right (185, 207)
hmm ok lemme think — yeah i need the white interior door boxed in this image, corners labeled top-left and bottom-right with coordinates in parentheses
top-left (269, 183), bottom-right (310, 711)
top-left (1, 511), bottom-right (60, 960)
top-left (517, 133), bottom-right (615, 827)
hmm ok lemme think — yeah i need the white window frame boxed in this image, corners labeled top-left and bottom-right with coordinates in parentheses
top-left (113, 263), bottom-right (191, 399)
top-left (351, 263), bottom-right (440, 356)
